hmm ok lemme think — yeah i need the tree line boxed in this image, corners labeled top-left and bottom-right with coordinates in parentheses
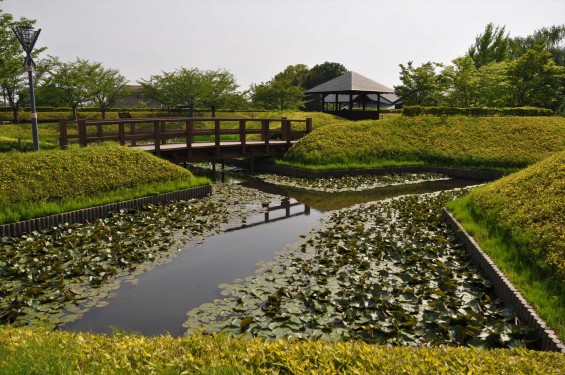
top-left (1, 5), bottom-right (564, 123)
top-left (395, 24), bottom-right (565, 112)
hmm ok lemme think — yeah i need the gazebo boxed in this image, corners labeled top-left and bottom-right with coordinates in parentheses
top-left (306, 71), bottom-right (395, 120)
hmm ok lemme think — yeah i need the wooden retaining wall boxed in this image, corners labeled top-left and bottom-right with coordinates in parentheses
top-left (443, 209), bottom-right (565, 353)
top-left (0, 185), bottom-right (212, 238)
top-left (226, 159), bottom-right (505, 181)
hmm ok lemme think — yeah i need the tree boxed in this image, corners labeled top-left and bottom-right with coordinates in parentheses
top-left (510, 25), bottom-right (565, 66)
top-left (507, 45), bottom-right (565, 109)
top-left (468, 23), bottom-right (509, 68)
top-left (394, 61), bottom-right (443, 106)
top-left (42, 58), bottom-right (101, 120)
top-left (173, 67), bottom-right (203, 116)
top-left (89, 66), bottom-right (130, 119)
top-left (251, 79), bottom-right (304, 110)
top-left (303, 62), bottom-right (347, 89)
top-left (139, 71), bottom-right (179, 115)
top-left (475, 61), bottom-right (512, 107)
top-left (274, 64), bottom-right (309, 87)
top-left (0, 9), bottom-right (45, 122)
top-left (303, 62), bottom-right (347, 111)
top-left (200, 68), bottom-right (238, 117)
top-left (441, 56), bottom-right (479, 107)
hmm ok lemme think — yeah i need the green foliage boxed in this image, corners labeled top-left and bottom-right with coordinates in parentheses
top-left (0, 143), bottom-right (207, 223)
top-left (394, 61), bottom-right (444, 106)
top-left (465, 151), bottom-right (565, 278)
top-left (447, 152), bottom-right (565, 339)
top-left (468, 23), bottom-right (510, 68)
top-left (402, 106), bottom-right (554, 117)
top-left (250, 79), bottom-right (305, 111)
top-left (509, 24), bottom-right (565, 66)
top-left (1, 327), bottom-right (564, 374)
top-left (283, 116), bottom-right (565, 170)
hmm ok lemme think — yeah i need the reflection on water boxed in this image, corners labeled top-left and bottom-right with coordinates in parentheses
top-left (62, 168), bottom-right (481, 336)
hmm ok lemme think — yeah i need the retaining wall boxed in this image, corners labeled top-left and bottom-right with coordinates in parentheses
top-left (443, 208), bottom-right (565, 353)
top-left (226, 159), bottom-right (505, 181)
top-left (0, 185), bottom-right (212, 238)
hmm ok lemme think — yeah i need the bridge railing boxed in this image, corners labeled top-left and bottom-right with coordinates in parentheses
top-left (59, 117), bottom-right (313, 150)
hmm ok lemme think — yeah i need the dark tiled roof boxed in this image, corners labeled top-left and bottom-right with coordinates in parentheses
top-left (306, 71), bottom-right (394, 94)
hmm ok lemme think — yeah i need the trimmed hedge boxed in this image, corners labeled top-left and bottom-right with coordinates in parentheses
top-left (403, 106), bottom-right (554, 117)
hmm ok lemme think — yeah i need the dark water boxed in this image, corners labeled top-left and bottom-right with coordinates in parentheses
top-left (62, 171), bottom-right (482, 336)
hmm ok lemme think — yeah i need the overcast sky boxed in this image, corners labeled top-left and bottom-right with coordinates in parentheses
top-left (3, 0), bottom-right (564, 90)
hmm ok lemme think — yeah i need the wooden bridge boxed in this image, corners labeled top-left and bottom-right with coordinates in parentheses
top-left (59, 117), bottom-right (312, 166)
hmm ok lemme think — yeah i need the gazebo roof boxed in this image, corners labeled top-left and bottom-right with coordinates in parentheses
top-left (306, 71), bottom-right (394, 94)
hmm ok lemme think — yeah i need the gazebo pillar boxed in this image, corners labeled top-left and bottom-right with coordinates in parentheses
top-left (377, 93), bottom-right (381, 120)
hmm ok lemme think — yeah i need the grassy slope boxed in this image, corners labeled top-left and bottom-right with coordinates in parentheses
top-left (0, 143), bottom-right (208, 224)
top-left (0, 327), bottom-right (563, 374)
top-left (283, 116), bottom-right (565, 170)
top-left (447, 151), bottom-right (565, 340)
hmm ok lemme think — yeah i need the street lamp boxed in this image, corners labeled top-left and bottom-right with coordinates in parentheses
top-left (12, 25), bottom-right (41, 151)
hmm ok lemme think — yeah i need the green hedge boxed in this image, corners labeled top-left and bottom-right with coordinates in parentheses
top-left (403, 106), bottom-right (554, 117)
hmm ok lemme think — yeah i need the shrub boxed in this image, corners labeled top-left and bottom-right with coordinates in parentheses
top-left (402, 106), bottom-right (553, 117)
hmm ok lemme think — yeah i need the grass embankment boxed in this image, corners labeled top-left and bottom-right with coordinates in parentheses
top-left (282, 116), bottom-right (565, 171)
top-left (0, 327), bottom-right (563, 374)
top-left (447, 151), bottom-right (565, 341)
top-left (0, 143), bottom-right (209, 224)
top-left (0, 111), bottom-right (344, 152)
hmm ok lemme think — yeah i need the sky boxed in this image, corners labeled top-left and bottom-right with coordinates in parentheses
top-left (3, 0), bottom-right (564, 91)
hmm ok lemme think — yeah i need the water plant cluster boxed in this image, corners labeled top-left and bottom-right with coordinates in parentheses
top-left (185, 189), bottom-right (538, 348)
top-left (0, 184), bottom-right (278, 329)
top-left (256, 172), bottom-right (449, 192)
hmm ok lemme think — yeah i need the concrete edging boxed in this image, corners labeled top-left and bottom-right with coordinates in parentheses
top-left (442, 208), bottom-right (565, 353)
top-left (226, 159), bottom-right (505, 181)
top-left (0, 184), bottom-right (212, 238)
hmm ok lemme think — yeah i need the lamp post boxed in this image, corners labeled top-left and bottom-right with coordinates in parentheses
top-left (12, 25), bottom-right (41, 151)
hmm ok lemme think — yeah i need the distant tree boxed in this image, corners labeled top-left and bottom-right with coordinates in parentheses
top-left (174, 67), bottom-right (203, 116)
top-left (139, 72), bottom-right (179, 115)
top-left (468, 23), bottom-right (509, 68)
top-left (475, 61), bottom-right (512, 107)
top-left (303, 62), bottom-right (347, 110)
top-left (303, 62), bottom-right (347, 89)
top-left (89, 66), bottom-right (130, 119)
top-left (274, 64), bottom-right (310, 87)
top-left (509, 25), bottom-right (565, 66)
top-left (506, 45), bottom-right (565, 109)
top-left (250, 79), bottom-right (304, 110)
top-left (42, 58), bottom-right (100, 120)
top-left (441, 56), bottom-right (479, 107)
top-left (0, 9), bottom-right (45, 122)
top-left (394, 61), bottom-right (443, 106)
top-left (200, 68), bottom-right (238, 117)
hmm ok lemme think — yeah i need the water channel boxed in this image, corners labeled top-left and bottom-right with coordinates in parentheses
top-left (62, 171), bottom-right (482, 337)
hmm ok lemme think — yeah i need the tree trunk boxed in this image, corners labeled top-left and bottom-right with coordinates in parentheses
top-left (101, 108), bottom-right (106, 119)
top-left (211, 105), bottom-right (216, 118)
top-left (72, 105), bottom-right (78, 121)
top-left (12, 106), bottom-right (20, 123)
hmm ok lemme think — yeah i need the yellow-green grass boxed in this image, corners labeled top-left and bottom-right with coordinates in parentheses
top-left (284, 116), bottom-right (565, 171)
top-left (0, 111), bottom-right (343, 152)
top-left (0, 143), bottom-right (209, 224)
top-left (447, 151), bottom-right (565, 340)
top-left (0, 327), bottom-right (563, 374)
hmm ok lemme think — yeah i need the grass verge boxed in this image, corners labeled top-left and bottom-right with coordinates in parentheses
top-left (283, 116), bottom-right (565, 171)
top-left (0, 143), bottom-right (209, 224)
top-left (446, 151), bottom-right (565, 341)
top-left (0, 327), bottom-right (564, 374)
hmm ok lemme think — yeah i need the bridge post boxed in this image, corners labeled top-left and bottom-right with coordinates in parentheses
top-left (262, 119), bottom-right (270, 152)
top-left (59, 119), bottom-right (68, 149)
top-left (118, 122), bottom-right (125, 145)
top-left (78, 119), bottom-right (87, 147)
top-left (306, 118), bottom-right (312, 133)
top-left (153, 121), bottom-right (161, 156)
top-left (215, 120), bottom-right (221, 156)
top-left (239, 120), bottom-right (246, 154)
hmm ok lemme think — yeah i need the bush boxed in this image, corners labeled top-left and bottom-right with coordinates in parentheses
top-left (403, 106), bottom-right (554, 117)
